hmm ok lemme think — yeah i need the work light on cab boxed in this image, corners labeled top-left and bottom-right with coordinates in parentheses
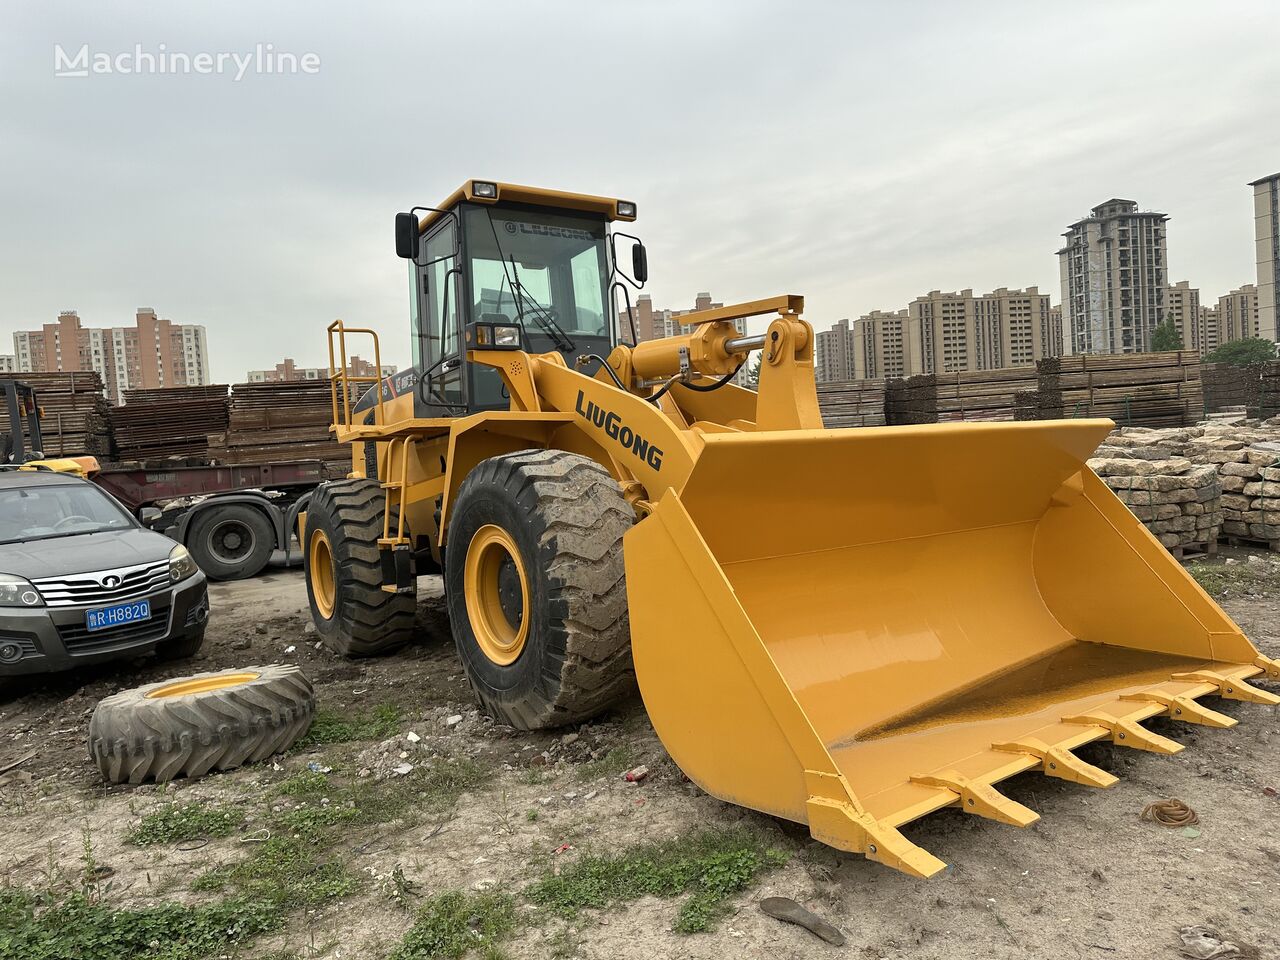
top-left (467, 321), bottom-right (522, 350)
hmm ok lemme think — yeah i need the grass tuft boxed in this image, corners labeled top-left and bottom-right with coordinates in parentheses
top-left (526, 827), bottom-right (787, 933)
top-left (0, 887), bottom-right (280, 960)
top-left (1187, 557), bottom-right (1277, 600)
top-left (389, 891), bottom-right (517, 960)
top-left (297, 702), bottom-right (403, 747)
top-left (125, 801), bottom-right (245, 846)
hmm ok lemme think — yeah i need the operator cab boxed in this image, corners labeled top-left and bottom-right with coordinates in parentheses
top-left (394, 180), bottom-right (645, 418)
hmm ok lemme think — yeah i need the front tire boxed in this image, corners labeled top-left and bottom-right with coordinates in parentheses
top-left (446, 449), bottom-right (635, 730)
top-left (303, 479), bottom-right (416, 657)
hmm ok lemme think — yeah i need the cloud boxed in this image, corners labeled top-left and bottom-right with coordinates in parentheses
top-left (1, 0), bottom-right (1277, 380)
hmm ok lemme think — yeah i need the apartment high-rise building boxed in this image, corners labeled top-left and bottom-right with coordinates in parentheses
top-left (1166, 281), bottom-right (1201, 353)
top-left (246, 356), bottom-right (395, 383)
top-left (1057, 199), bottom-right (1168, 354)
top-left (907, 287), bottom-right (1056, 375)
top-left (1218, 284), bottom-right (1259, 342)
top-left (13, 308), bottom-right (212, 403)
top-left (1199, 305), bottom-right (1223, 356)
top-left (852, 309), bottom-right (911, 380)
top-left (0, 356), bottom-right (14, 374)
top-left (813, 319), bottom-right (856, 382)
top-left (1250, 173), bottom-right (1280, 342)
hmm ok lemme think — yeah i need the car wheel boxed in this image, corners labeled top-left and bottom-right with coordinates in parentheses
top-left (188, 503), bottom-right (275, 580)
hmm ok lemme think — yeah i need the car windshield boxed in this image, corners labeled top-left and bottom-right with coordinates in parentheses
top-left (0, 482), bottom-right (134, 544)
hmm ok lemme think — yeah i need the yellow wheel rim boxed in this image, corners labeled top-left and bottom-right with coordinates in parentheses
top-left (464, 524), bottom-right (530, 666)
top-left (310, 528), bottom-right (336, 620)
top-left (146, 672), bottom-right (261, 699)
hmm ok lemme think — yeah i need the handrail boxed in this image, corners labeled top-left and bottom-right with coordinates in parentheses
top-left (326, 319), bottom-right (387, 435)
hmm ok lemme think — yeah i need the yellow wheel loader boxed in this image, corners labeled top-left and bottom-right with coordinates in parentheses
top-left (305, 179), bottom-right (1279, 878)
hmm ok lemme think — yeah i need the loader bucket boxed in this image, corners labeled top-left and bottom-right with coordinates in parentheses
top-left (625, 419), bottom-right (1279, 878)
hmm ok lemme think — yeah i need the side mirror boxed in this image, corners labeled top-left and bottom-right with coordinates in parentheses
top-left (139, 506), bottom-right (162, 526)
top-left (394, 212), bottom-right (420, 260)
top-left (631, 242), bottom-right (648, 284)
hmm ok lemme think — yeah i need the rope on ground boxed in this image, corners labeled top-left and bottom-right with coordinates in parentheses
top-left (1140, 798), bottom-right (1199, 827)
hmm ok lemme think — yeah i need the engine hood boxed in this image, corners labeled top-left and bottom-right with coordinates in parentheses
top-left (0, 527), bottom-right (175, 580)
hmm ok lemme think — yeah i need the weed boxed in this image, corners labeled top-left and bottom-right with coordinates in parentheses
top-left (389, 891), bottom-right (517, 960)
top-left (0, 887), bottom-right (281, 960)
top-left (525, 809), bottom-right (539, 823)
top-left (527, 827), bottom-right (788, 933)
top-left (1187, 558), bottom-right (1277, 600)
top-left (274, 757), bottom-right (488, 840)
top-left (125, 801), bottom-right (245, 846)
top-left (297, 703), bottom-right (403, 747)
top-left (193, 834), bottom-right (357, 910)
top-left (574, 745), bottom-right (638, 781)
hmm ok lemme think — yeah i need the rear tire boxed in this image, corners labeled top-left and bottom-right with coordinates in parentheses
top-left (188, 504), bottom-right (275, 581)
top-left (88, 665), bottom-right (314, 784)
top-left (446, 449), bottom-right (635, 730)
top-left (304, 479), bottom-right (416, 657)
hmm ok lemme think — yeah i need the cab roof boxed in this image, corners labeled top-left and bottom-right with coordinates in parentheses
top-left (416, 180), bottom-right (636, 234)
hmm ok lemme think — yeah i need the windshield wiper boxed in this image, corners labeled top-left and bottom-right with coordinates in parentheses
top-left (484, 210), bottom-right (575, 352)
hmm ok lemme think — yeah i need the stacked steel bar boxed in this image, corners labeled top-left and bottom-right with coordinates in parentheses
top-left (1200, 363), bottom-right (1264, 416)
top-left (884, 375), bottom-right (935, 425)
top-left (1034, 351), bottom-right (1203, 427)
top-left (14, 371), bottom-right (112, 457)
top-left (207, 380), bottom-right (350, 470)
top-left (1262, 361), bottom-right (1280, 419)
top-left (883, 366), bottom-right (1039, 425)
top-left (122, 384), bottom-right (231, 405)
top-left (816, 379), bottom-right (887, 427)
top-left (110, 387), bottom-right (231, 461)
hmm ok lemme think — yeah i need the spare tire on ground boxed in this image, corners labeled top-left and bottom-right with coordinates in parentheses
top-left (89, 665), bottom-right (314, 784)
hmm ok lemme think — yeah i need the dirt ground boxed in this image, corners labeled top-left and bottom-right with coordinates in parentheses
top-left (1, 551), bottom-right (1277, 960)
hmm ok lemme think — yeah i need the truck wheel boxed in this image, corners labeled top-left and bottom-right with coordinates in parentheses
top-left (88, 665), bottom-right (314, 784)
top-left (304, 479), bottom-right (415, 657)
top-left (446, 449), bottom-right (636, 730)
top-left (188, 503), bottom-right (275, 581)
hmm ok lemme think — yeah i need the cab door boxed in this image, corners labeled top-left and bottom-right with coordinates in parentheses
top-left (413, 218), bottom-right (465, 417)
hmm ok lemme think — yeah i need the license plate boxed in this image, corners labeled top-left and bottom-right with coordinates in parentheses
top-left (85, 599), bottom-right (151, 632)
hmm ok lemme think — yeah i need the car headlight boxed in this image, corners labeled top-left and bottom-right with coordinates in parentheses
top-left (169, 544), bottom-right (200, 581)
top-left (0, 574), bottom-right (43, 608)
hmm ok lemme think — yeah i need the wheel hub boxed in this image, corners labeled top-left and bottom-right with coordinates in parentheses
top-left (464, 524), bottom-right (530, 666)
top-left (209, 519), bottom-right (253, 563)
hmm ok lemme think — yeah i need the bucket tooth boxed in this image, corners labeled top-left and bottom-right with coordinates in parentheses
top-left (992, 738), bottom-right (1118, 788)
top-left (1061, 712), bottom-right (1184, 754)
top-left (1172, 670), bottom-right (1280, 706)
top-left (805, 795), bottom-right (946, 879)
top-left (1255, 655), bottom-right (1280, 681)
top-left (1120, 692), bottom-right (1237, 728)
top-left (910, 770), bottom-right (1039, 827)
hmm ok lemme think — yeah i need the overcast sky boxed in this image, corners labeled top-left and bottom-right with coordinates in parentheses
top-left (2, 1), bottom-right (1277, 382)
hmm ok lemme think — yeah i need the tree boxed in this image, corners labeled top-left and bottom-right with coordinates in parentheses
top-left (1203, 337), bottom-right (1279, 366)
top-left (1149, 320), bottom-right (1184, 352)
top-left (744, 354), bottom-right (762, 388)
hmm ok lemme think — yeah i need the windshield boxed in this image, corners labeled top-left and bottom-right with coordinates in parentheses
top-left (0, 482), bottom-right (135, 544)
top-left (462, 205), bottom-right (610, 343)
